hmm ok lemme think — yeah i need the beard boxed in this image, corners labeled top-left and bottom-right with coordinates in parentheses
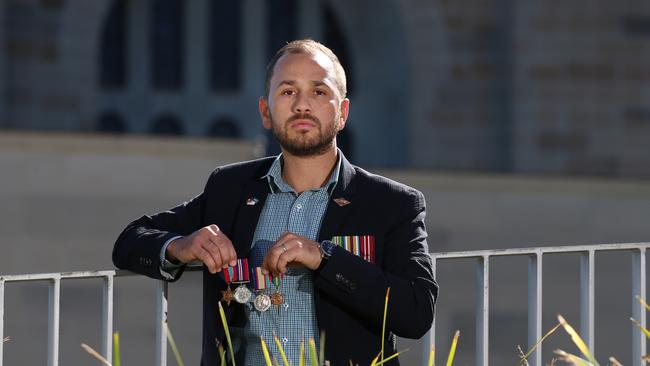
top-left (270, 112), bottom-right (340, 157)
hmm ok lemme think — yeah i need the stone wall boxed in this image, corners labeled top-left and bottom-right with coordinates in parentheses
top-left (1, 133), bottom-right (649, 364)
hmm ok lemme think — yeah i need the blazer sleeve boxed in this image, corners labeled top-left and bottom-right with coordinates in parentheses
top-left (112, 170), bottom-right (217, 280)
top-left (314, 189), bottom-right (438, 339)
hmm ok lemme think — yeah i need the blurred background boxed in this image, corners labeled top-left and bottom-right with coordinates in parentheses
top-left (1, 0), bottom-right (649, 365)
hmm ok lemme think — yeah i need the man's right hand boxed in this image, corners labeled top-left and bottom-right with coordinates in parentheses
top-left (166, 225), bottom-right (237, 274)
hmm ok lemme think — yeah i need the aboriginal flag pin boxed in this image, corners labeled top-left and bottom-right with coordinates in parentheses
top-left (333, 197), bottom-right (350, 207)
top-left (246, 197), bottom-right (259, 206)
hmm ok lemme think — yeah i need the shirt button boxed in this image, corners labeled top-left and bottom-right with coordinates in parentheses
top-left (282, 337), bottom-right (289, 344)
top-left (295, 204), bottom-right (303, 210)
top-left (283, 303), bottom-right (289, 310)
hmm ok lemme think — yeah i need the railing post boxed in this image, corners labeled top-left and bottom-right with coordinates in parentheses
top-left (102, 275), bottom-right (114, 363)
top-left (423, 255), bottom-right (436, 364)
top-left (155, 280), bottom-right (168, 366)
top-left (0, 279), bottom-right (5, 366)
top-left (48, 276), bottom-right (61, 366)
top-left (632, 247), bottom-right (646, 366)
top-left (527, 252), bottom-right (543, 366)
top-left (476, 256), bottom-right (489, 366)
top-left (579, 250), bottom-right (595, 352)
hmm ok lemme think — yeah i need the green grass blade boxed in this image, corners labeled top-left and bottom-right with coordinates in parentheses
top-left (163, 323), bottom-right (186, 366)
top-left (637, 295), bottom-right (650, 312)
top-left (557, 315), bottom-right (599, 366)
top-left (427, 344), bottom-right (435, 366)
top-left (319, 330), bottom-right (326, 366)
top-left (381, 287), bottom-right (391, 363)
top-left (260, 337), bottom-right (274, 366)
top-left (373, 349), bottom-right (409, 365)
top-left (553, 349), bottom-right (594, 366)
top-left (219, 344), bottom-right (226, 366)
top-left (445, 330), bottom-right (460, 366)
top-left (631, 317), bottom-right (650, 339)
top-left (218, 301), bottom-right (237, 366)
top-left (299, 338), bottom-right (305, 366)
top-left (519, 322), bottom-right (561, 365)
top-left (308, 338), bottom-right (319, 366)
top-left (273, 333), bottom-right (291, 366)
top-left (113, 332), bottom-right (121, 366)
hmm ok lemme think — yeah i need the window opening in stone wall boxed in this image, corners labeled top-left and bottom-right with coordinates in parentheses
top-left (323, 1), bottom-right (353, 96)
top-left (100, 0), bottom-right (128, 89)
top-left (151, 0), bottom-right (184, 90)
top-left (207, 116), bottom-right (241, 139)
top-left (208, 1), bottom-right (242, 92)
top-left (97, 111), bottom-right (128, 133)
top-left (150, 114), bottom-right (185, 136)
top-left (267, 0), bottom-right (297, 59)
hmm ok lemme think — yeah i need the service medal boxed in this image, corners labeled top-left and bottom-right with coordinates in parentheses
top-left (234, 285), bottom-right (252, 304)
top-left (254, 293), bottom-right (272, 312)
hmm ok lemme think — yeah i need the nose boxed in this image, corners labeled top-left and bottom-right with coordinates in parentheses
top-left (293, 93), bottom-right (311, 114)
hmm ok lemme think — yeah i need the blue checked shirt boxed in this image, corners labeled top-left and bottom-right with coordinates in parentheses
top-left (230, 153), bottom-right (341, 365)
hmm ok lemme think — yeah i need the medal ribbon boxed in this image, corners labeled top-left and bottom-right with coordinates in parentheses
top-left (251, 267), bottom-right (272, 290)
top-left (223, 259), bottom-right (250, 283)
top-left (331, 235), bottom-right (375, 263)
top-left (270, 272), bottom-right (284, 289)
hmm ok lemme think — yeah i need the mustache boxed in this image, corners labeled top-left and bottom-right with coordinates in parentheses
top-left (287, 114), bottom-right (320, 124)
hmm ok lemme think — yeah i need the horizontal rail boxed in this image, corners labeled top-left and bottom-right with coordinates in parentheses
top-left (431, 242), bottom-right (650, 259)
top-left (431, 242), bottom-right (650, 366)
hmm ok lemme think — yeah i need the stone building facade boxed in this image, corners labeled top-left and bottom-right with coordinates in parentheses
top-left (1, 0), bottom-right (649, 176)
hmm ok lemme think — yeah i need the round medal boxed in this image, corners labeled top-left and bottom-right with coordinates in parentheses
top-left (270, 291), bottom-right (284, 306)
top-left (254, 293), bottom-right (272, 312)
top-left (233, 285), bottom-right (252, 304)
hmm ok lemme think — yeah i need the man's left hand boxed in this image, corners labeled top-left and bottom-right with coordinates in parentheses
top-left (262, 232), bottom-right (322, 275)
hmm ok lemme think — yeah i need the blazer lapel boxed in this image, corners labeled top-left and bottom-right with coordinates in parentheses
top-left (231, 163), bottom-right (273, 258)
top-left (318, 154), bottom-right (357, 242)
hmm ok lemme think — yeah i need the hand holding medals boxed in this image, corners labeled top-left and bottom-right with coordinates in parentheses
top-left (262, 232), bottom-right (323, 274)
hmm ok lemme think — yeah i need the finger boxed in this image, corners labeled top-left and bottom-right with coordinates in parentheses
top-left (263, 244), bottom-right (284, 275)
top-left (223, 237), bottom-right (238, 266)
top-left (194, 245), bottom-right (218, 273)
top-left (274, 241), bottom-right (295, 274)
top-left (203, 236), bottom-right (226, 270)
top-left (213, 236), bottom-right (234, 269)
top-left (276, 231), bottom-right (294, 243)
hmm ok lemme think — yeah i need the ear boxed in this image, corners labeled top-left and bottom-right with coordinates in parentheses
top-left (259, 97), bottom-right (272, 130)
top-left (337, 98), bottom-right (350, 131)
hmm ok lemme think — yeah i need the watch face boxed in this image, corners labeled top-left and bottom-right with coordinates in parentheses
top-left (321, 241), bottom-right (336, 257)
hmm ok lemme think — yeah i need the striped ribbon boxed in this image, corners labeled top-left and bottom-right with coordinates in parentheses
top-left (331, 235), bottom-right (375, 263)
top-left (223, 259), bottom-right (250, 283)
top-left (251, 267), bottom-right (272, 290)
top-left (271, 272), bottom-right (284, 289)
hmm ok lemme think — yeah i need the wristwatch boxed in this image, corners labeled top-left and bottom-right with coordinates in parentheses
top-left (319, 240), bottom-right (337, 260)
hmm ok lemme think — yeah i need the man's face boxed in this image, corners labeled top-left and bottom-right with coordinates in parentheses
top-left (259, 52), bottom-right (349, 157)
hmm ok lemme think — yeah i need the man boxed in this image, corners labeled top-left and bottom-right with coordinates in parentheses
top-left (113, 39), bottom-right (437, 366)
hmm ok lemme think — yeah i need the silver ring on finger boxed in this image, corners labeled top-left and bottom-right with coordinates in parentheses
top-left (281, 243), bottom-right (288, 253)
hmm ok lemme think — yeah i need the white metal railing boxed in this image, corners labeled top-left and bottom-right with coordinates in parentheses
top-left (427, 242), bottom-right (649, 366)
top-left (1, 243), bottom-right (648, 366)
top-left (0, 269), bottom-right (175, 366)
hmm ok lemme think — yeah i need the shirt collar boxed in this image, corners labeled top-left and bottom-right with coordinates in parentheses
top-left (263, 150), bottom-right (342, 195)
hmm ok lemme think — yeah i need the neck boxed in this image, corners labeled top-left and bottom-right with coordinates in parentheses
top-left (281, 146), bottom-right (338, 194)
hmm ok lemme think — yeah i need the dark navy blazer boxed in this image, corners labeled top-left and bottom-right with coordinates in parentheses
top-left (113, 153), bottom-right (438, 366)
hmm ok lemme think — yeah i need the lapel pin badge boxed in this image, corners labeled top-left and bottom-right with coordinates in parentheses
top-left (246, 197), bottom-right (259, 206)
top-left (333, 197), bottom-right (351, 207)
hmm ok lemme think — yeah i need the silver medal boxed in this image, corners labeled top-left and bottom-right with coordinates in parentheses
top-left (254, 293), bottom-right (272, 312)
top-left (233, 285), bottom-right (252, 304)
